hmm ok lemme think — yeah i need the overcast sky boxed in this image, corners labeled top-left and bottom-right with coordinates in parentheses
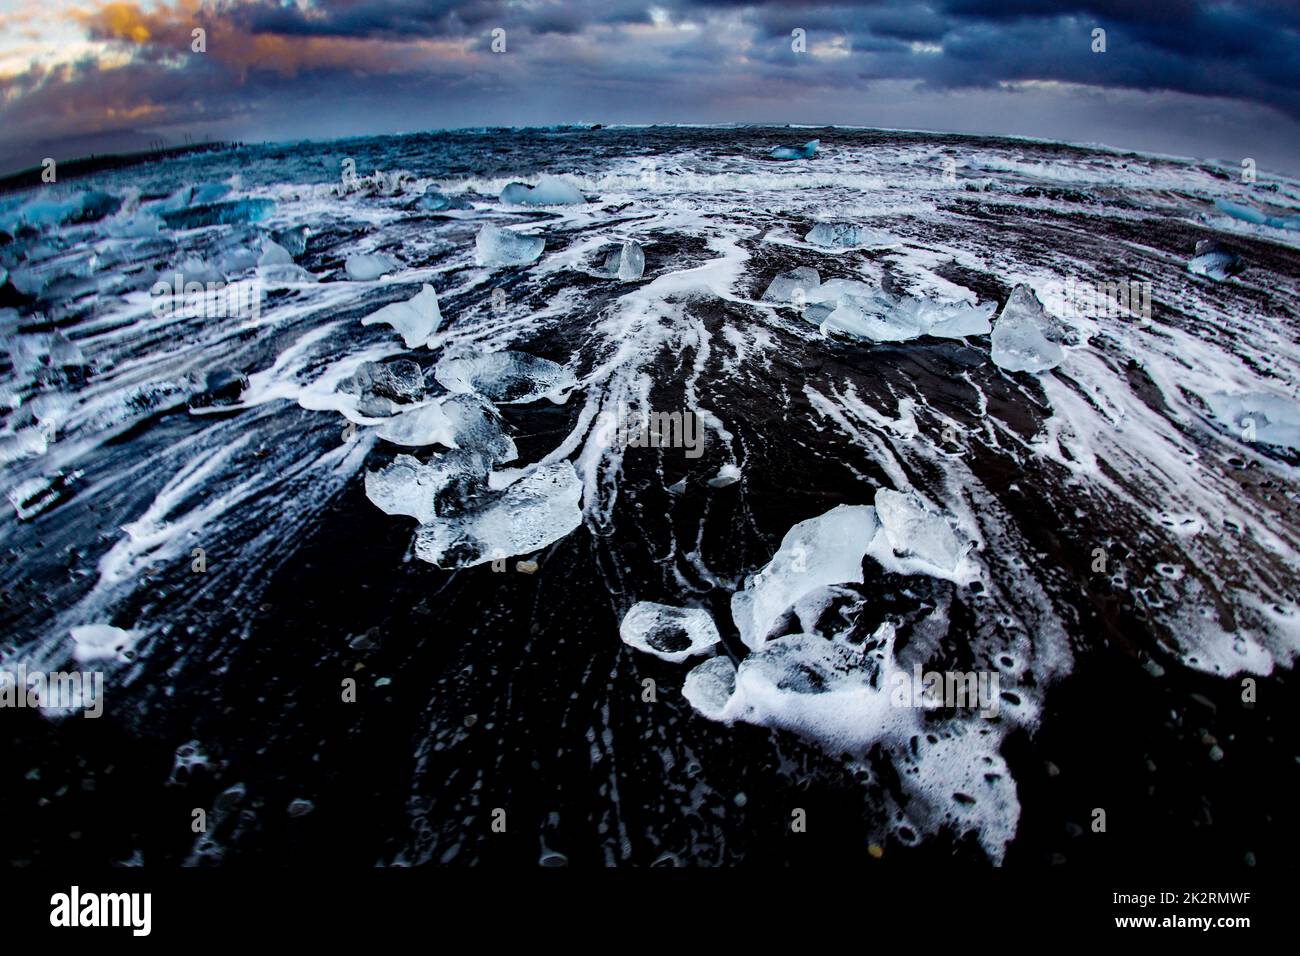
top-left (1, 1), bottom-right (1297, 175)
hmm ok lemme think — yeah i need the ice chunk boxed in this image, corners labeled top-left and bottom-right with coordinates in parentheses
top-left (990, 284), bottom-right (1064, 373)
top-left (761, 267), bottom-right (821, 304)
top-left (708, 464), bottom-right (741, 488)
top-left (105, 211), bottom-right (162, 238)
top-left (413, 461), bottom-right (583, 568)
top-left (188, 369), bottom-right (248, 410)
top-left (434, 349), bottom-right (576, 404)
top-left (1214, 199), bottom-right (1300, 232)
top-left (161, 199), bottom-right (274, 230)
top-left (0, 430), bottom-right (49, 467)
top-left (1203, 391), bottom-right (1300, 451)
top-left (360, 284), bottom-right (442, 348)
top-left (821, 292), bottom-right (994, 342)
top-left (475, 225), bottom-right (545, 267)
top-left (345, 253), bottom-right (398, 281)
top-left (731, 504), bottom-right (879, 649)
top-left (341, 360), bottom-right (424, 405)
top-left (619, 603), bottom-right (721, 662)
top-left (804, 222), bottom-right (887, 249)
top-left (69, 624), bottom-right (141, 663)
top-left (1188, 239), bottom-right (1244, 281)
top-left (499, 175), bottom-right (586, 206)
top-left (873, 488), bottom-right (965, 573)
top-left (365, 451), bottom-right (491, 525)
top-left (682, 656), bottom-right (737, 720)
top-left (271, 226), bottom-right (309, 257)
top-left (697, 631), bottom-right (903, 753)
top-left (1, 190), bottom-right (121, 232)
top-left (823, 292), bottom-right (927, 342)
top-left (377, 394), bottom-right (517, 462)
top-left (258, 239), bottom-right (293, 268)
top-left (418, 190), bottom-right (472, 212)
top-left (598, 241), bottom-right (645, 282)
top-left (770, 139), bottom-right (819, 161)
top-left (925, 299), bottom-right (995, 338)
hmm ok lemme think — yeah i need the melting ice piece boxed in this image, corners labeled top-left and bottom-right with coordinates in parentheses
top-left (413, 461), bottom-right (583, 568)
top-left (682, 656), bottom-right (738, 720)
top-left (823, 293), bottom-right (927, 342)
top-left (873, 488), bottom-right (965, 573)
top-left (161, 199), bottom-right (274, 230)
top-left (258, 240), bottom-right (293, 268)
top-left (761, 267), bottom-right (821, 304)
top-left (687, 632), bottom-right (902, 752)
top-left (69, 624), bottom-right (141, 663)
top-left (476, 225), bottom-right (545, 266)
top-left (821, 293), bottom-right (994, 342)
top-left (598, 241), bottom-right (645, 281)
top-left (499, 175), bottom-right (586, 206)
top-left (805, 222), bottom-right (886, 249)
top-left (1188, 239), bottom-right (1244, 281)
top-left (990, 284), bottom-right (1064, 373)
top-left (188, 369), bottom-right (248, 410)
top-left (434, 350), bottom-right (576, 404)
top-left (272, 226), bottom-right (309, 257)
top-left (1202, 391), bottom-right (1300, 450)
top-left (418, 190), bottom-right (472, 212)
top-left (345, 253), bottom-right (399, 281)
top-left (708, 464), bottom-right (741, 488)
top-left (378, 394), bottom-right (518, 462)
top-left (365, 451), bottom-right (491, 525)
top-left (770, 139), bottom-right (820, 161)
top-left (925, 299), bottom-right (995, 338)
top-left (1214, 199), bottom-right (1300, 232)
top-left (342, 360), bottom-right (425, 405)
top-left (731, 504), bottom-right (879, 649)
top-left (619, 603), bottom-right (721, 662)
top-left (360, 284), bottom-right (442, 348)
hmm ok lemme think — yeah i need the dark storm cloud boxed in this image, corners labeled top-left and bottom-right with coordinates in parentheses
top-left (1, 0), bottom-right (1297, 173)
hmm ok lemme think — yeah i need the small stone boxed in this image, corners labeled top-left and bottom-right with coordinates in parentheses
top-left (516, 560), bottom-right (539, 574)
top-left (1208, 745), bottom-right (1224, 762)
top-left (287, 798), bottom-right (315, 818)
top-left (867, 844), bottom-right (884, 859)
top-left (1046, 761), bottom-right (1061, 777)
top-left (464, 714), bottom-right (478, 728)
